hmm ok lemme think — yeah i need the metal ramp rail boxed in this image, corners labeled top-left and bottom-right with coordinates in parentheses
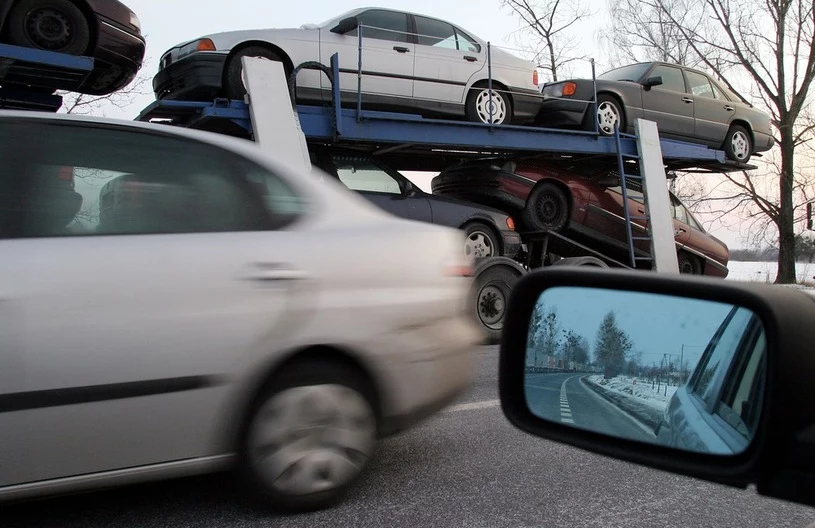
top-left (0, 43), bottom-right (94, 112)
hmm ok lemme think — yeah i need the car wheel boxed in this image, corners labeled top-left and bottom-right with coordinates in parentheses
top-left (463, 222), bottom-right (500, 262)
top-left (237, 359), bottom-right (378, 512)
top-left (225, 46), bottom-right (285, 100)
top-left (678, 251), bottom-right (702, 275)
top-left (6, 0), bottom-right (90, 55)
top-left (522, 182), bottom-right (570, 232)
top-left (594, 94), bottom-right (626, 136)
top-left (466, 85), bottom-right (512, 125)
top-left (723, 124), bottom-right (753, 163)
top-left (470, 261), bottom-right (523, 344)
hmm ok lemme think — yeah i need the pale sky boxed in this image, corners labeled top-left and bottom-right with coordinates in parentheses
top-left (89, 0), bottom-right (753, 249)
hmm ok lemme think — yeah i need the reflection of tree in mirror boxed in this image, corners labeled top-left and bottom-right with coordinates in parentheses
top-left (595, 310), bottom-right (634, 379)
top-left (528, 300), bottom-right (564, 367)
top-left (563, 330), bottom-right (591, 369)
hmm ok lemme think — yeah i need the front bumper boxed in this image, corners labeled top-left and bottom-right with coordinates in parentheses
top-left (535, 97), bottom-right (589, 128)
top-left (500, 230), bottom-right (523, 258)
top-left (153, 52), bottom-right (228, 101)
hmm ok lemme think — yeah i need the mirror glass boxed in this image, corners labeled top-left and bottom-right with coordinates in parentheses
top-left (524, 287), bottom-right (766, 456)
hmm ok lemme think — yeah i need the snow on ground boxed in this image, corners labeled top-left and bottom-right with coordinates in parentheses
top-left (727, 260), bottom-right (815, 285)
top-left (587, 375), bottom-right (677, 412)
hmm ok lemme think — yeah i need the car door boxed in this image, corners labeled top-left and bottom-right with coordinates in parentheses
top-left (684, 69), bottom-right (733, 145)
top-left (411, 15), bottom-right (485, 104)
top-left (328, 154), bottom-right (432, 222)
top-left (669, 194), bottom-right (693, 248)
top-left (640, 64), bottom-right (695, 139)
top-left (320, 8), bottom-right (415, 100)
top-left (0, 118), bottom-right (306, 484)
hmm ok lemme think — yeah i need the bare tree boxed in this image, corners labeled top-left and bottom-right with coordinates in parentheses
top-left (603, 0), bottom-right (815, 283)
top-left (58, 57), bottom-right (153, 116)
top-left (500, 0), bottom-right (595, 82)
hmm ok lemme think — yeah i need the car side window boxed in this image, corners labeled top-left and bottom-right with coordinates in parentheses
top-left (686, 71), bottom-right (716, 99)
top-left (650, 65), bottom-right (686, 93)
top-left (0, 120), bottom-right (301, 238)
top-left (333, 156), bottom-right (403, 195)
top-left (690, 307), bottom-right (755, 409)
top-left (455, 28), bottom-right (481, 53)
top-left (710, 80), bottom-right (730, 101)
top-left (716, 326), bottom-right (766, 438)
top-left (350, 10), bottom-right (409, 43)
top-left (415, 16), bottom-right (458, 50)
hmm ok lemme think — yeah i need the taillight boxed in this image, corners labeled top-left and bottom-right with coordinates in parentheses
top-left (57, 166), bottom-right (73, 181)
top-left (446, 263), bottom-right (475, 277)
top-left (533, 70), bottom-right (539, 86)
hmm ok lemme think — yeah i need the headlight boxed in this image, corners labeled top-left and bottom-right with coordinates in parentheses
top-left (129, 13), bottom-right (141, 32)
top-left (177, 38), bottom-right (217, 59)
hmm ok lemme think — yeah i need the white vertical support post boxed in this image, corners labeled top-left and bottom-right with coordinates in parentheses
top-left (240, 56), bottom-right (311, 173)
top-left (635, 118), bottom-right (680, 274)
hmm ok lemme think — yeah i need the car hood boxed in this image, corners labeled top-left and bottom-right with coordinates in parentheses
top-left (200, 27), bottom-right (319, 50)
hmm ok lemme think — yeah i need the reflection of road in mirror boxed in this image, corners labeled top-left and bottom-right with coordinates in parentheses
top-left (523, 286), bottom-right (767, 457)
top-left (525, 373), bottom-right (655, 442)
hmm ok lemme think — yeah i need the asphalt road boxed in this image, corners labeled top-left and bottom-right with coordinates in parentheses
top-left (525, 372), bottom-right (655, 443)
top-left (3, 347), bottom-right (814, 528)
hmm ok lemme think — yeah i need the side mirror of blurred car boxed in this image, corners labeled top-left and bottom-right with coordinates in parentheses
top-left (643, 75), bottom-right (664, 89)
top-left (498, 267), bottom-right (815, 509)
top-left (330, 16), bottom-right (359, 35)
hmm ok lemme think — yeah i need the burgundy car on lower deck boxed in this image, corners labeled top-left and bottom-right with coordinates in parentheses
top-left (431, 159), bottom-right (730, 277)
top-left (0, 0), bottom-right (145, 95)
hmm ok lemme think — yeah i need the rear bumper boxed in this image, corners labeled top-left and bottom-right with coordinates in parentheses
top-left (153, 52), bottom-right (228, 101)
top-left (375, 315), bottom-right (481, 437)
top-left (753, 130), bottom-right (775, 152)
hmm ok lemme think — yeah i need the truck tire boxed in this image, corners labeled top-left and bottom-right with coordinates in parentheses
top-left (550, 256), bottom-right (609, 268)
top-left (469, 257), bottom-right (526, 345)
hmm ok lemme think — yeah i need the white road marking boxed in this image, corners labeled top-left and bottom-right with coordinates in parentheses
top-left (559, 378), bottom-right (575, 425)
top-left (444, 399), bottom-right (501, 413)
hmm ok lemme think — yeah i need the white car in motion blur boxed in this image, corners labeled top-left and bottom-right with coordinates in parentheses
top-left (0, 111), bottom-right (480, 511)
top-left (152, 7), bottom-right (542, 125)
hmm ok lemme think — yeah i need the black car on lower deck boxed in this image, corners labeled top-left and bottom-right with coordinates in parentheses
top-left (0, 0), bottom-right (145, 95)
top-left (310, 148), bottom-right (522, 261)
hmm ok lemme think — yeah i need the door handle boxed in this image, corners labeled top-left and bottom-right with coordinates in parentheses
top-left (244, 263), bottom-right (308, 282)
top-left (724, 105), bottom-right (735, 112)
top-left (393, 46), bottom-right (410, 53)
top-left (464, 55), bottom-right (478, 62)
top-left (682, 97), bottom-right (694, 104)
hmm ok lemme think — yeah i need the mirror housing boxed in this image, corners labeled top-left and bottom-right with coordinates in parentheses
top-left (643, 75), bottom-right (664, 89)
top-left (330, 16), bottom-right (359, 35)
top-left (498, 267), bottom-right (815, 508)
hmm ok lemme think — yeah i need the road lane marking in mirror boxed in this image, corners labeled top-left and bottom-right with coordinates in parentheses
top-left (560, 379), bottom-right (574, 424)
top-left (444, 399), bottom-right (501, 412)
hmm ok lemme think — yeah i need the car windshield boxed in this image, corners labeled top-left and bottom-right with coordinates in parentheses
top-left (598, 63), bottom-right (652, 82)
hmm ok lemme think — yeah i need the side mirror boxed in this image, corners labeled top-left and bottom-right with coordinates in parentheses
top-left (498, 267), bottom-right (815, 509)
top-left (643, 75), bottom-right (664, 89)
top-left (330, 16), bottom-right (359, 35)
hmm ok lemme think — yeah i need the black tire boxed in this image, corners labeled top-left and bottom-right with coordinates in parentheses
top-left (236, 359), bottom-right (378, 512)
top-left (522, 182), bottom-right (570, 232)
top-left (465, 84), bottom-right (512, 125)
top-left (591, 94), bottom-right (626, 136)
top-left (463, 221), bottom-right (500, 261)
top-left (678, 251), bottom-right (702, 275)
top-left (225, 46), bottom-right (285, 100)
top-left (6, 0), bottom-right (90, 55)
top-left (470, 262), bottom-right (523, 344)
top-left (722, 124), bottom-right (753, 163)
top-left (551, 256), bottom-right (609, 268)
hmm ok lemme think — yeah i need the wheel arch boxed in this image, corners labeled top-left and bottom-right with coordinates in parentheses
top-left (468, 77), bottom-right (514, 109)
top-left (223, 343), bottom-right (386, 453)
top-left (596, 90), bottom-right (629, 131)
top-left (728, 119), bottom-right (755, 149)
top-left (460, 218), bottom-right (504, 255)
top-left (223, 40), bottom-right (295, 78)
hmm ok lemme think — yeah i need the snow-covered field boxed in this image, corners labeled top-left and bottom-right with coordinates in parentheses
top-left (588, 375), bottom-right (677, 412)
top-left (727, 260), bottom-right (815, 284)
